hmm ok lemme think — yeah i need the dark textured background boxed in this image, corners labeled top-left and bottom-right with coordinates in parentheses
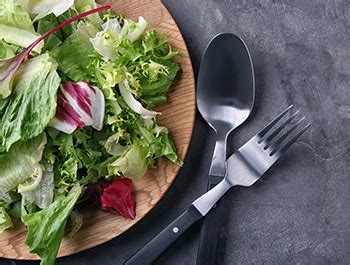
top-left (2, 0), bottom-right (350, 264)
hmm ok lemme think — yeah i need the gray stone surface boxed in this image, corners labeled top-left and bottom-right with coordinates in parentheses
top-left (2, 0), bottom-right (350, 264)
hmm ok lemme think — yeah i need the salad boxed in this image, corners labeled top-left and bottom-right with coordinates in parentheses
top-left (0, 0), bottom-right (182, 264)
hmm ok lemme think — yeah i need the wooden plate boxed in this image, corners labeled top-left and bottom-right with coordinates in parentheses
top-left (0, 0), bottom-right (195, 260)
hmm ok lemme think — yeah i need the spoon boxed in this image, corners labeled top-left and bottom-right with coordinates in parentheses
top-left (196, 33), bottom-right (255, 264)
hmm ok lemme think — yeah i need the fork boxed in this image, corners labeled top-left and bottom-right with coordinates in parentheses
top-left (124, 105), bottom-right (311, 265)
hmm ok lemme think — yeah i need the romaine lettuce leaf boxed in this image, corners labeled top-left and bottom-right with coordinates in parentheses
top-left (0, 207), bottom-right (13, 234)
top-left (0, 53), bottom-right (60, 152)
top-left (21, 163), bottom-right (54, 209)
top-left (0, 0), bottom-right (34, 32)
top-left (0, 0), bottom-right (43, 53)
top-left (22, 185), bottom-right (82, 265)
top-left (0, 134), bottom-right (46, 194)
top-left (0, 99), bottom-right (8, 116)
top-left (0, 24), bottom-right (43, 54)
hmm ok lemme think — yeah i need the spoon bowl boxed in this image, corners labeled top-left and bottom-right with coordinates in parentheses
top-left (197, 33), bottom-right (255, 176)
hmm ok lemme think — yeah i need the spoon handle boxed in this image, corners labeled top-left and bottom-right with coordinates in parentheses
top-left (198, 131), bottom-right (228, 265)
top-left (209, 133), bottom-right (228, 177)
top-left (197, 176), bottom-right (225, 265)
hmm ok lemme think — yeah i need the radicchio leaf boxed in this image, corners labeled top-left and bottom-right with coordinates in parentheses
top-left (101, 178), bottom-right (136, 220)
top-left (50, 81), bottom-right (105, 134)
top-left (80, 178), bottom-right (136, 220)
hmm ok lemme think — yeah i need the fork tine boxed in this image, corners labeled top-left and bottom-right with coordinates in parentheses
top-left (261, 110), bottom-right (300, 146)
top-left (257, 105), bottom-right (293, 138)
top-left (273, 123), bottom-right (312, 155)
top-left (268, 117), bottom-right (305, 154)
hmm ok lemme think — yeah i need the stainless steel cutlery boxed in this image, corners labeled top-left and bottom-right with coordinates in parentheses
top-left (125, 105), bottom-right (311, 265)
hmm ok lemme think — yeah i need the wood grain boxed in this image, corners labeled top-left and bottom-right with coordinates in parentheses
top-left (0, 0), bottom-right (195, 260)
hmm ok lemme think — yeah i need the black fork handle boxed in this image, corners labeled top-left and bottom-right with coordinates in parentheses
top-left (124, 205), bottom-right (203, 265)
top-left (196, 176), bottom-right (225, 265)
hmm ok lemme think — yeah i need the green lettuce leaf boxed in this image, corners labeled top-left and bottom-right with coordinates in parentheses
top-left (8, 200), bottom-right (21, 219)
top-left (0, 40), bottom-right (20, 60)
top-left (0, 199), bottom-right (9, 210)
top-left (0, 53), bottom-right (60, 152)
top-left (0, 0), bottom-right (34, 32)
top-left (137, 121), bottom-right (182, 165)
top-left (67, 209), bottom-right (83, 239)
top-left (16, 0), bottom-right (74, 22)
top-left (90, 24), bottom-right (180, 107)
top-left (0, 24), bottom-right (43, 54)
top-left (51, 22), bottom-right (98, 82)
top-left (21, 163), bottom-right (54, 209)
top-left (22, 185), bottom-right (82, 265)
top-left (0, 207), bottom-right (13, 234)
top-left (53, 134), bottom-right (81, 191)
top-left (140, 59), bottom-right (180, 106)
top-left (0, 0), bottom-right (43, 53)
top-left (0, 98), bottom-right (9, 116)
top-left (21, 197), bottom-right (39, 217)
top-left (107, 137), bottom-right (149, 179)
top-left (0, 134), bottom-right (46, 194)
top-left (36, 9), bottom-right (78, 52)
top-left (74, 0), bottom-right (103, 28)
top-left (49, 129), bottom-right (103, 190)
top-left (105, 104), bottom-right (181, 178)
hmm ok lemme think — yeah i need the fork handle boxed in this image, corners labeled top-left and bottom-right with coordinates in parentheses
top-left (124, 205), bottom-right (203, 265)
